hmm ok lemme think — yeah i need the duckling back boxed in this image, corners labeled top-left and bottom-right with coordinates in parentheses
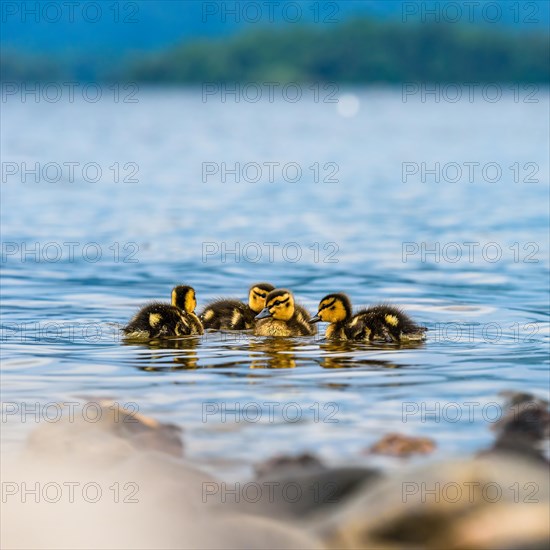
top-left (353, 305), bottom-right (426, 342)
top-left (200, 299), bottom-right (254, 330)
top-left (123, 303), bottom-right (203, 339)
top-left (293, 304), bottom-right (317, 336)
top-left (200, 283), bottom-right (275, 331)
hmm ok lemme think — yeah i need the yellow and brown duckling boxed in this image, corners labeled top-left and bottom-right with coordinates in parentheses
top-left (254, 289), bottom-right (317, 337)
top-left (199, 282), bottom-right (275, 330)
top-left (123, 285), bottom-right (203, 339)
top-left (310, 293), bottom-right (427, 342)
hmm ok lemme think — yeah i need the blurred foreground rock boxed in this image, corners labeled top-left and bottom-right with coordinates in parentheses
top-left (26, 400), bottom-right (184, 462)
top-left (2, 402), bottom-right (322, 550)
top-left (237, 455), bottom-right (381, 521)
top-left (367, 433), bottom-right (436, 457)
top-left (484, 391), bottom-right (550, 463)
top-left (311, 455), bottom-right (550, 549)
top-left (2, 400), bottom-right (549, 550)
top-left (254, 452), bottom-right (327, 478)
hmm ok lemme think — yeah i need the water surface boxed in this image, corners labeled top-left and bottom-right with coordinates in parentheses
top-left (2, 88), bottom-right (549, 478)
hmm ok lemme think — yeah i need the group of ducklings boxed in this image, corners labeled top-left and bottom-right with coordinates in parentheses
top-left (123, 283), bottom-right (427, 342)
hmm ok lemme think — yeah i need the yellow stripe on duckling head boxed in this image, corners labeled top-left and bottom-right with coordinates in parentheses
top-left (265, 290), bottom-right (294, 321)
top-left (248, 283), bottom-right (275, 312)
top-left (316, 294), bottom-right (348, 323)
top-left (184, 290), bottom-right (196, 313)
top-left (172, 285), bottom-right (197, 313)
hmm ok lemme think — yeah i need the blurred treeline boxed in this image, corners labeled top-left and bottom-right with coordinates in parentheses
top-left (2, 18), bottom-right (549, 83)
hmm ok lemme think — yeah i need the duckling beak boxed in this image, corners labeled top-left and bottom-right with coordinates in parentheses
top-left (309, 314), bottom-right (321, 323)
top-left (255, 308), bottom-right (272, 320)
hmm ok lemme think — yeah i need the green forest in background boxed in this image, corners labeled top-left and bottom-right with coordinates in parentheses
top-left (2, 18), bottom-right (549, 83)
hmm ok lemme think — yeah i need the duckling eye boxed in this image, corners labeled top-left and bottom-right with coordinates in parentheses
top-left (330, 306), bottom-right (335, 310)
top-left (274, 301), bottom-right (281, 306)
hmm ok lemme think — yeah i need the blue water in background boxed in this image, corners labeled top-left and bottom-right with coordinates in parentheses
top-left (1, 88), bottom-right (549, 478)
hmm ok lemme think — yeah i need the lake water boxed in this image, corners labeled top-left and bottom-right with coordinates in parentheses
top-left (1, 88), bottom-right (549, 479)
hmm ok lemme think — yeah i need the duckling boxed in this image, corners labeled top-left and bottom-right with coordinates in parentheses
top-left (310, 293), bottom-right (427, 342)
top-left (123, 285), bottom-right (203, 339)
top-left (254, 289), bottom-right (317, 337)
top-left (199, 282), bottom-right (274, 330)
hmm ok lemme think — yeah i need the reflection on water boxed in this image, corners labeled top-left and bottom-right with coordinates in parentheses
top-left (123, 336), bottom-right (202, 371)
top-left (249, 338), bottom-right (299, 369)
top-left (317, 341), bottom-right (409, 370)
top-left (1, 89), bottom-right (549, 478)
top-left (121, 330), bottom-right (426, 372)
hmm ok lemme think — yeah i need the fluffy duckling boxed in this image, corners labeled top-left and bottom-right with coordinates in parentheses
top-left (310, 293), bottom-right (427, 342)
top-left (254, 289), bottom-right (317, 337)
top-left (200, 283), bottom-right (275, 330)
top-left (123, 285), bottom-right (203, 339)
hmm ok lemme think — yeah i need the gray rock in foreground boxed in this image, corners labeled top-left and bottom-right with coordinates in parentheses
top-left (3, 401), bottom-right (549, 550)
top-left (309, 455), bottom-right (549, 549)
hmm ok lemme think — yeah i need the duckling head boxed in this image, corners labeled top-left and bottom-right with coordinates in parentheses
top-left (248, 282), bottom-right (275, 313)
top-left (171, 285), bottom-right (197, 313)
top-left (255, 289), bottom-right (295, 321)
top-left (310, 293), bottom-right (352, 324)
